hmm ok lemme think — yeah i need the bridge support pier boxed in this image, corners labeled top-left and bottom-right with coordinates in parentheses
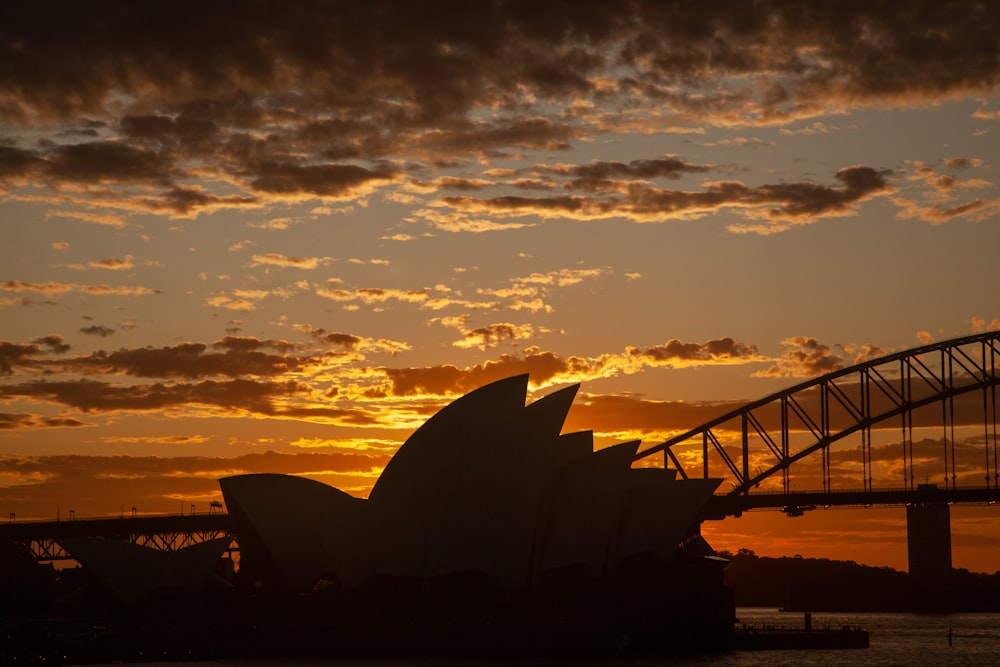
top-left (906, 484), bottom-right (952, 609)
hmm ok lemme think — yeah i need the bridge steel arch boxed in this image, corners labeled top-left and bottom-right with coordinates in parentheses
top-left (635, 331), bottom-right (1000, 504)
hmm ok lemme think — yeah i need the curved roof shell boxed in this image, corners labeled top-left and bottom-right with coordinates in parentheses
top-left (221, 375), bottom-right (720, 592)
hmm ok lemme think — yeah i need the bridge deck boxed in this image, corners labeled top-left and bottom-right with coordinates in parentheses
top-left (704, 486), bottom-right (1000, 519)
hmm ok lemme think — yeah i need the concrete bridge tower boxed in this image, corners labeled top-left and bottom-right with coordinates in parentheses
top-left (906, 483), bottom-right (953, 609)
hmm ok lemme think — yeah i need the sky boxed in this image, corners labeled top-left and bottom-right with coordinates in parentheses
top-left (2, 1), bottom-right (1000, 573)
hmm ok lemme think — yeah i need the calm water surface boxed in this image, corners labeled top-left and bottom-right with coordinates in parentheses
top-left (89, 609), bottom-right (1000, 667)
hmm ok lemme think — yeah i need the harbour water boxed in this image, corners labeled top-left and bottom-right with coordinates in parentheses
top-left (79, 608), bottom-right (1000, 667)
top-left (713, 608), bottom-right (1000, 666)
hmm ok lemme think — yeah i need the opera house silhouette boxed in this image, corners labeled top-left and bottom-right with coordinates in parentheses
top-left (40, 375), bottom-right (734, 659)
top-left (216, 374), bottom-right (734, 654)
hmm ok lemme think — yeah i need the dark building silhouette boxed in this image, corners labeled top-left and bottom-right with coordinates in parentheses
top-left (218, 375), bottom-right (734, 653)
top-left (8, 375), bottom-right (734, 660)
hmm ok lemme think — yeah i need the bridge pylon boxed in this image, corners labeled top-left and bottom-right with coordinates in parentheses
top-left (906, 483), bottom-right (953, 608)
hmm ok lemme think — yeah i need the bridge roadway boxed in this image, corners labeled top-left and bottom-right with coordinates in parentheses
top-left (702, 485), bottom-right (1000, 520)
top-left (0, 512), bottom-right (234, 541)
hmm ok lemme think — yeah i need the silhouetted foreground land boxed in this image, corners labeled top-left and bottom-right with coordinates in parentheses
top-left (1, 550), bottom-right (734, 664)
top-left (722, 549), bottom-right (1000, 612)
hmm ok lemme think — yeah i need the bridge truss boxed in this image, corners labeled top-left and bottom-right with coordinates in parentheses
top-left (636, 331), bottom-right (1000, 504)
top-left (1, 513), bottom-right (234, 561)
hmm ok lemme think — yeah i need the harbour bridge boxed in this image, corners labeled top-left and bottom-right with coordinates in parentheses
top-left (632, 329), bottom-right (1000, 586)
top-left (4, 331), bottom-right (1000, 586)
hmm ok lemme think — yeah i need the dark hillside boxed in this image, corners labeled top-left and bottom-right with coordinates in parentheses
top-left (721, 549), bottom-right (1000, 612)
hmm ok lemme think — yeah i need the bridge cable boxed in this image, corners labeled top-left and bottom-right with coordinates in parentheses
top-left (991, 340), bottom-right (999, 488)
top-left (942, 348), bottom-right (950, 489)
top-left (984, 340), bottom-right (991, 487)
top-left (949, 350), bottom-right (958, 488)
top-left (902, 357), bottom-right (911, 491)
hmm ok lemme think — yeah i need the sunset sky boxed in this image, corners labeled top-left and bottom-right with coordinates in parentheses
top-left (2, 1), bottom-right (1000, 573)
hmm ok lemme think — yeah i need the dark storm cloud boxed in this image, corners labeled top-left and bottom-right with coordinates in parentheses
top-left (74, 342), bottom-right (310, 379)
top-left (33, 334), bottom-right (70, 354)
top-left (627, 337), bottom-right (761, 365)
top-left (628, 165), bottom-right (893, 221)
top-left (0, 341), bottom-right (44, 374)
top-left (453, 156), bottom-right (721, 196)
top-left (0, 377), bottom-right (380, 425)
top-left (3, 2), bottom-right (997, 122)
top-left (151, 186), bottom-right (259, 216)
top-left (46, 142), bottom-right (173, 184)
top-left (0, 145), bottom-right (43, 184)
top-left (321, 333), bottom-right (363, 350)
top-left (0, 142), bottom-right (174, 190)
top-left (119, 113), bottom-right (221, 152)
top-left (248, 162), bottom-right (399, 199)
top-left (79, 325), bottom-right (115, 338)
top-left (0, 2), bottom-right (992, 219)
top-left (535, 157), bottom-right (716, 188)
top-left (0, 377), bottom-right (301, 414)
top-left (211, 336), bottom-right (296, 353)
top-left (439, 166), bottom-right (893, 227)
top-left (0, 412), bottom-right (87, 429)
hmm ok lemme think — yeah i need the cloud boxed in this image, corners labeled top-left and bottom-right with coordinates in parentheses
top-left (382, 336), bottom-right (766, 398)
top-left (753, 336), bottom-right (847, 378)
top-left (65, 256), bottom-right (134, 271)
top-left (0, 413), bottom-right (89, 429)
top-left (0, 341), bottom-right (46, 374)
top-left (972, 109), bottom-right (1000, 121)
top-left (249, 253), bottom-right (332, 270)
top-left (315, 285), bottom-right (432, 307)
top-left (538, 157), bottom-right (715, 184)
top-left (893, 159), bottom-right (997, 224)
top-left (626, 338), bottom-right (765, 369)
top-left (211, 336), bottom-right (296, 353)
top-left (1, 2), bottom-right (994, 224)
top-left (295, 326), bottom-right (411, 357)
top-left (33, 334), bottom-right (71, 354)
top-left (45, 210), bottom-right (127, 227)
top-left (71, 341), bottom-right (311, 379)
top-left (249, 163), bottom-right (399, 200)
top-left (436, 166), bottom-right (894, 232)
top-left (149, 186), bottom-right (259, 217)
top-left (750, 336), bottom-right (886, 379)
top-left (80, 325), bottom-right (115, 338)
top-left (971, 317), bottom-right (1000, 333)
top-left (204, 289), bottom-right (272, 312)
top-left (45, 142), bottom-right (172, 184)
top-left (5, 2), bottom-right (998, 125)
top-left (451, 322), bottom-right (540, 350)
top-left (0, 280), bottom-right (159, 296)
top-left (0, 377), bottom-right (380, 424)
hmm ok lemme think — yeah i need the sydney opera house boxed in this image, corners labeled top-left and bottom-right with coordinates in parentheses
top-left (19, 374), bottom-right (732, 659)
top-left (218, 374), bottom-right (734, 653)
